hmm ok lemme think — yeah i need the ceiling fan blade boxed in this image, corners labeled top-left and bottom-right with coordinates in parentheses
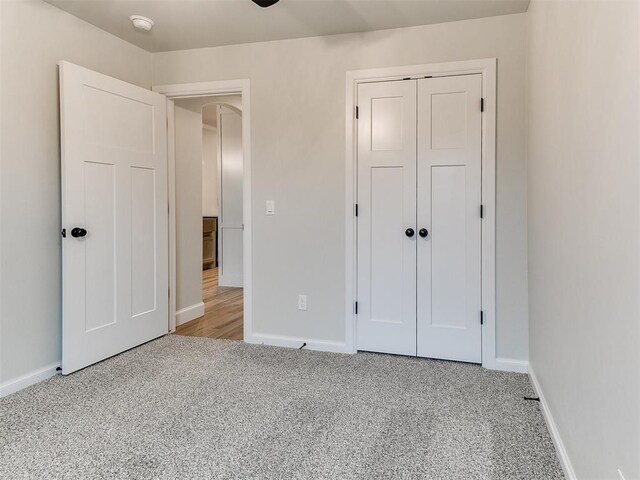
top-left (251, 0), bottom-right (280, 7)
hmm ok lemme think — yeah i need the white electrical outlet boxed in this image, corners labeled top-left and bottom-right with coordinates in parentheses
top-left (298, 295), bottom-right (307, 311)
top-left (266, 200), bottom-right (275, 215)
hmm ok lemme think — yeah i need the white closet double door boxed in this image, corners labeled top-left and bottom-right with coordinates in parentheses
top-left (356, 75), bottom-right (482, 363)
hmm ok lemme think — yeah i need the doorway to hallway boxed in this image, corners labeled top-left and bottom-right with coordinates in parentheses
top-left (170, 93), bottom-right (245, 340)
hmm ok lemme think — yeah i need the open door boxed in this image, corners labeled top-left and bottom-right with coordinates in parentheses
top-left (217, 106), bottom-right (244, 288)
top-left (60, 61), bottom-right (168, 374)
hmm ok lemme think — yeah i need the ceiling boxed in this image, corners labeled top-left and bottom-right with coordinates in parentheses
top-left (44, 0), bottom-right (530, 53)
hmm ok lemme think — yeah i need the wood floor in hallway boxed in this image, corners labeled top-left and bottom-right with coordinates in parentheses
top-left (175, 268), bottom-right (243, 340)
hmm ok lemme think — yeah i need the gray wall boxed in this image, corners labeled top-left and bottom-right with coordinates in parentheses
top-left (173, 105), bottom-right (204, 312)
top-left (527, 1), bottom-right (640, 478)
top-left (202, 126), bottom-right (218, 218)
top-left (0, 0), bottom-right (152, 384)
top-left (152, 13), bottom-right (530, 359)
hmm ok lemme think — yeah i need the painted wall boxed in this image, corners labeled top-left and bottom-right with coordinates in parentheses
top-left (173, 105), bottom-right (204, 312)
top-left (202, 126), bottom-right (218, 217)
top-left (0, 0), bottom-right (152, 385)
top-left (152, 14), bottom-right (529, 359)
top-left (527, 1), bottom-right (640, 478)
top-left (0, 0), bottom-right (4, 391)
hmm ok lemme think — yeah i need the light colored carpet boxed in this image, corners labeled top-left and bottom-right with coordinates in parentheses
top-left (0, 336), bottom-right (563, 479)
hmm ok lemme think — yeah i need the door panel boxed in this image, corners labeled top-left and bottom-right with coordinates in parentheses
top-left (417, 75), bottom-right (482, 363)
top-left (60, 61), bottom-right (168, 374)
top-left (431, 166), bottom-right (467, 329)
top-left (430, 92), bottom-right (468, 149)
top-left (370, 167), bottom-right (405, 324)
top-left (131, 167), bottom-right (157, 317)
top-left (83, 85), bottom-right (155, 153)
top-left (357, 80), bottom-right (417, 356)
top-left (84, 161), bottom-right (116, 332)
top-left (371, 97), bottom-right (405, 151)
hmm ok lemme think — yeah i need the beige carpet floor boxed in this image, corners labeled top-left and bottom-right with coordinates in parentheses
top-left (0, 335), bottom-right (563, 479)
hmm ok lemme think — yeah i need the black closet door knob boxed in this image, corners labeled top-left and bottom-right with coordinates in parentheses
top-left (71, 227), bottom-right (87, 238)
top-left (419, 228), bottom-right (429, 238)
top-left (405, 228), bottom-right (415, 238)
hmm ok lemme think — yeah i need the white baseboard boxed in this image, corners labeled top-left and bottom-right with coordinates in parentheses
top-left (175, 301), bottom-right (205, 326)
top-left (246, 333), bottom-right (352, 354)
top-left (529, 365), bottom-right (577, 480)
top-left (494, 357), bottom-right (529, 373)
top-left (0, 362), bottom-right (61, 398)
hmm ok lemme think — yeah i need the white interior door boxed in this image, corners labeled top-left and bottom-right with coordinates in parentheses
top-left (416, 75), bottom-right (482, 363)
top-left (218, 106), bottom-right (244, 288)
top-left (356, 80), bottom-right (417, 356)
top-left (60, 61), bottom-right (168, 374)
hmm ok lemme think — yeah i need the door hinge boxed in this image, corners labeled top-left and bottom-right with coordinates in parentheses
top-left (355, 203), bottom-right (359, 217)
top-left (480, 311), bottom-right (484, 325)
top-left (61, 228), bottom-right (66, 238)
top-left (480, 98), bottom-right (485, 112)
top-left (355, 301), bottom-right (358, 314)
top-left (355, 106), bottom-right (359, 119)
top-left (480, 204), bottom-right (484, 219)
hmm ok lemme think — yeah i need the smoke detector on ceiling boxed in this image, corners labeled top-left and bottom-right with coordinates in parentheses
top-left (130, 15), bottom-right (154, 32)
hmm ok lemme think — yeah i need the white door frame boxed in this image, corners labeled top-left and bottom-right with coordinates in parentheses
top-left (153, 80), bottom-right (252, 340)
top-left (345, 59), bottom-right (497, 369)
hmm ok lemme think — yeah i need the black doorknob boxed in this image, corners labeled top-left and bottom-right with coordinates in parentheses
top-left (405, 228), bottom-right (415, 238)
top-left (71, 227), bottom-right (87, 238)
top-left (419, 228), bottom-right (429, 238)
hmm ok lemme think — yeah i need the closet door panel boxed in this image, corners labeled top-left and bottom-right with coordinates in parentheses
top-left (416, 75), bottom-right (483, 363)
top-left (356, 80), bottom-right (417, 356)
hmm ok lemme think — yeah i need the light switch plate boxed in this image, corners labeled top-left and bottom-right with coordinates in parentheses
top-left (298, 295), bottom-right (307, 311)
top-left (266, 200), bottom-right (275, 215)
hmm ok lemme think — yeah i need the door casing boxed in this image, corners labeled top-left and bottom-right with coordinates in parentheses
top-left (345, 59), bottom-right (497, 369)
top-left (152, 80), bottom-right (253, 340)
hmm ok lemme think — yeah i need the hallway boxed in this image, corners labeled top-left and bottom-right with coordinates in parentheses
top-left (175, 268), bottom-right (243, 339)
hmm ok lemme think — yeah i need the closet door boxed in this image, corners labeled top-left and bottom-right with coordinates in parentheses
top-left (356, 80), bottom-right (417, 356)
top-left (416, 75), bottom-right (482, 363)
